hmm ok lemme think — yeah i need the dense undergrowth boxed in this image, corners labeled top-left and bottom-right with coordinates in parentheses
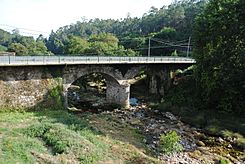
top-left (150, 75), bottom-right (245, 151)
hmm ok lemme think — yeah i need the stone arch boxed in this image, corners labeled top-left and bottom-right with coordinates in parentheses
top-left (63, 65), bottom-right (123, 86)
top-left (124, 66), bottom-right (146, 79)
top-left (62, 65), bottom-right (130, 108)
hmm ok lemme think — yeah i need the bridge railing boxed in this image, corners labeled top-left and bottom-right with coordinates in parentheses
top-left (0, 55), bottom-right (195, 66)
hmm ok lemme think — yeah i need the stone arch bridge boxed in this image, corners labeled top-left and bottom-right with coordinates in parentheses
top-left (0, 56), bottom-right (195, 109)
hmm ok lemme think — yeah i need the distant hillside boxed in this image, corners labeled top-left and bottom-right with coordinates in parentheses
top-left (0, 0), bottom-right (207, 56)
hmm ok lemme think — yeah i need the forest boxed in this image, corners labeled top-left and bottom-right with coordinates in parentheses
top-left (0, 0), bottom-right (207, 57)
top-left (0, 0), bottom-right (244, 115)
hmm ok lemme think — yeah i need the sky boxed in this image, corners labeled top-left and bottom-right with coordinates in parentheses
top-left (0, 0), bottom-right (172, 37)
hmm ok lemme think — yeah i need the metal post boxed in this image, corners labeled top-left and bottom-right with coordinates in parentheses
top-left (148, 37), bottom-right (151, 57)
top-left (187, 36), bottom-right (191, 57)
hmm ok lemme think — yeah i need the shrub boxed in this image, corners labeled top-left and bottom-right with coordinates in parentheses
top-left (219, 158), bottom-right (229, 164)
top-left (159, 130), bottom-right (183, 154)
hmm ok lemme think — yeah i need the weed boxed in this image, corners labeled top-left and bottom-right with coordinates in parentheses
top-left (47, 85), bottom-right (64, 110)
top-left (218, 158), bottom-right (230, 164)
top-left (159, 130), bottom-right (183, 154)
top-left (0, 134), bottom-right (46, 163)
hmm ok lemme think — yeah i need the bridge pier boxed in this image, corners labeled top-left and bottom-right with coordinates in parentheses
top-left (148, 67), bottom-right (171, 97)
top-left (149, 75), bottom-right (158, 94)
top-left (106, 80), bottom-right (130, 108)
top-left (63, 84), bottom-right (69, 109)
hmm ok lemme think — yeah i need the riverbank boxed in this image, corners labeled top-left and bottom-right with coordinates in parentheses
top-left (0, 104), bottom-right (244, 163)
top-left (102, 104), bottom-right (244, 163)
top-left (0, 109), bottom-right (159, 163)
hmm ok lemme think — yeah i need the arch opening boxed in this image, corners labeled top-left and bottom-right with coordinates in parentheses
top-left (129, 70), bottom-right (150, 106)
top-left (67, 72), bottom-right (121, 112)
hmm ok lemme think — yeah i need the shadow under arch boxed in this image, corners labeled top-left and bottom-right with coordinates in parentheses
top-left (62, 65), bottom-right (148, 109)
top-left (66, 72), bottom-right (123, 111)
top-left (128, 70), bottom-right (149, 106)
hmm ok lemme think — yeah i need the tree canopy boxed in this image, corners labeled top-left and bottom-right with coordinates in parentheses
top-left (0, 0), bottom-right (208, 56)
top-left (194, 0), bottom-right (245, 113)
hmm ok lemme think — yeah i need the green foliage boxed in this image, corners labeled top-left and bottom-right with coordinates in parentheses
top-left (47, 80), bottom-right (64, 110)
top-left (0, 110), bottom-right (157, 163)
top-left (0, 29), bottom-right (12, 46)
top-left (65, 36), bottom-right (89, 54)
top-left (0, 0), bottom-right (207, 56)
top-left (49, 86), bottom-right (64, 109)
top-left (0, 135), bottom-right (46, 163)
top-left (27, 41), bottom-right (51, 55)
top-left (219, 158), bottom-right (229, 164)
top-left (0, 29), bottom-right (51, 55)
top-left (22, 112), bottom-right (108, 160)
top-left (0, 45), bottom-right (7, 52)
top-left (221, 130), bottom-right (245, 150)
top-left (24, 123), bottom-right (51, 138)
top-left (164, 74), bottom-right (199, 108)
top-left (42, 0), bottom-right (207, 55)
top-left (194, 0), bottom-right (245, 114)
top-left (0, 1), bottom-right (208, 56)
top-left (153, 27), bottom-right (177, 40)
top-left (8, 42), bottom-right (28, 55)
top-left (159, 130), bottom-right (183, 154)
top-left (64, 33), bottom-right (138, 56)
top-left (29, 123), bottom-right (87, 154)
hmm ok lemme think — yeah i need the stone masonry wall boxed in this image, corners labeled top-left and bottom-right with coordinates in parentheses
top-left (0, 66), bottom-right (63, 110)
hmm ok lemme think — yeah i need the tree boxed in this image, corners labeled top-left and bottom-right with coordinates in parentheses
top-left (0, 45), bottom-right (7, 52)
top-left (65, 36), bottom-right (89, 54)
top-left (84, 33), bottom-right (137, 56)
top-left (0, 29), bottom-right (12, 47)
top-left (8, 43), bottom-right (28, 55)
top-left (27, 41), bottom-right (51, 55)
top-left (88, 33), bottom-right (119, 47)
top-left (194, 0), bottom-right (245, 113)
top-left (46, 30), bottom-right (67, 54)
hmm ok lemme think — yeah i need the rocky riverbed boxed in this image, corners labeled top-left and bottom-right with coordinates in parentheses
top-left (67, 87), bottom-right (244, 163)
top-left (100, 104), bottom-right (245, 164)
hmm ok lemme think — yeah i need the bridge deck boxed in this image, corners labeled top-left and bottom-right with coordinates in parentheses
top-left (0, 56), bottom-right (195, 66)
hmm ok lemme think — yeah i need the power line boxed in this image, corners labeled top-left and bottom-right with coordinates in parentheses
top-left (0, 26), bottom-right (46, 37)
top-left (75, 44), bottom-right (185, 56)
top-left (150, 38), bottom-right (192, 48)
top-left (152, 38), bottom-right (189, 44)
top-left (119, 37), bottom-right (190, 46)
top-left (0, 24), bottom-right (50, 34)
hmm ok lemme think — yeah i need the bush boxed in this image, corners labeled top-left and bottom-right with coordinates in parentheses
top-left (25, 123), bottom-right (89, 154)
top-left (219, 158), bottom-right (229, 164)
top-left (159, 130), bottom-right (183, 154)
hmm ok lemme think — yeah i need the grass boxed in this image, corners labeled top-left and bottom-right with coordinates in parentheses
top-left (0, 109), bottom-right (160, 163)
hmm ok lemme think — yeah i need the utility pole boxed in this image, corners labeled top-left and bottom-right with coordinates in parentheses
top-left (187, 36), bottom-right (191, 57)
top-left (148, 37), bottom-right (151, 57)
